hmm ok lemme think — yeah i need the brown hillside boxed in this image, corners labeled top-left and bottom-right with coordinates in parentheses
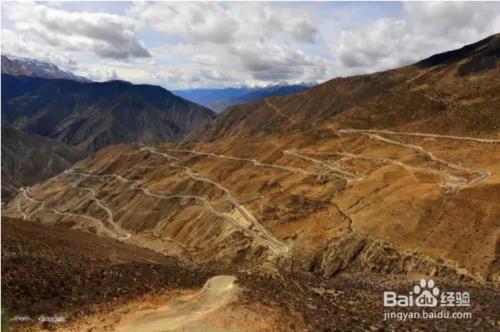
top-left (3, 34), bottom-right (500, 331)
top-left (201, 33), bottom-right (500, 140)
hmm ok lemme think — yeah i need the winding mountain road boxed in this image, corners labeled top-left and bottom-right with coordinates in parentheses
top-left (17, 186), bottom-right (126, 239)
top-left (66, 163), bottom-right (288, 254)
top-left (338, 129), bottom-right (492, 188)
top-left (283, 149), bottom-right (359, 182)
top-left (145, 148), bottom-right (289, 254)
top-left (159, 147), bottom-right (313, 176)
top-left (339, 128), bottom-right (500, 144)
top-left (80, 186), bottom-right (130, 240)
top-left (19, 128), bottom-right (487, 253)
top-left (265, 100), bottom-right (298, 125)
top-left (300, 150), bottom-right (470, 188)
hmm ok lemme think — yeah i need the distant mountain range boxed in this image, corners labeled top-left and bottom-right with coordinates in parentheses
top-left (2, 55), bottom-right (314, 113)
top-left (174, 82), bottom-right (314, 112)
top-left (173, 87), bottom-right (254, 108)
top-left (1, 55), bottom-right (91, 82)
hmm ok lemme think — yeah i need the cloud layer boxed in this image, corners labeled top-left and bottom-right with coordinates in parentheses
top-left (333, 2), bottom-right (500, 74)
top-left (3, 1), bottom-right (150, 60)
top-left (2, 1), bottom-right (499, 88)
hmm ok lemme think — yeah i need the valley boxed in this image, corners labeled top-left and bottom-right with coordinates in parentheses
top-left (6, 127), bottom-right (499, 276)
top-left (2, 30), bottom-right (500, 331)
top-left (4, 125), bottom-right (500, 331)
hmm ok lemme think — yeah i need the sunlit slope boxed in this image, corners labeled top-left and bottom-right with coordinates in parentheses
top-left (4, 34), bottom-right (500, 283)
top-left (201, 33), bottom-right (499, 140)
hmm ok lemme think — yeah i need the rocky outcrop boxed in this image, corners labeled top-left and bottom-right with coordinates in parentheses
top-left (320, 233), bottom-right (367, 277)
top-left (320, 233), bottom-right (463, 280)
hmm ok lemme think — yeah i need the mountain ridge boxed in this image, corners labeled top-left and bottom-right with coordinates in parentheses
top-left (1, 55), bottom-right (91, 82)
top-left (199, 33), bottom-right (500, 141)
top-left (2, 74), bottom-right (216, 151)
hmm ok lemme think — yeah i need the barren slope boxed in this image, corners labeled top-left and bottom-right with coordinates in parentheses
top-left (3, 35), bottom-right (500, 331)
top-left (201, 34), bottom-right (500, 140)
top-left (5, 127), bottom-right (498, 280)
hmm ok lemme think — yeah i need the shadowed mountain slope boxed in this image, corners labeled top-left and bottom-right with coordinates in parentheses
top-left (1, 126), bottom-right (85, 199)
top-left (2, 75), bottom-right (216, 151)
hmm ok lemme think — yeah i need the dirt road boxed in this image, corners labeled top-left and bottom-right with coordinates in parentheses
top-left (114, 275), bottom-right (238, 332)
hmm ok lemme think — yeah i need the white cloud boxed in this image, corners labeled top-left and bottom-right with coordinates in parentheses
top-left (2, 1), bottom-right (325, 88)
top-left (128, 2), bottom-right (238, 44)
top-left (128, 2), bottom-right (318, 45)
top-left (290, 18), bottom-right (319, 43)
top-left (336, 18), bottom-right (409, 69)
top-left (229, 42), bottom-right (321, 81)
top-left (332, 2), bottom-right (500, 73)
top-left (1, 28), bottom-right (79, 70)
top-left (404, 2), bottom-right (497, 40)
top-left (2, 2), bottom-right (499, 89)
top-left (122, 2), bottom-right (324, 86)
top-left (2, 1), bottom-right (150, 59)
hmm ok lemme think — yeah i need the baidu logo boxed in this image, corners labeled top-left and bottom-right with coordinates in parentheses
top-left (384, 279), bottom-right (470, 308)
top-left (383, 279), bottom-right (472, 321)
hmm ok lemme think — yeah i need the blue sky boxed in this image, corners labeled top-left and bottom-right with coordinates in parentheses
top-left (2, 1), bottom-right (499, 89)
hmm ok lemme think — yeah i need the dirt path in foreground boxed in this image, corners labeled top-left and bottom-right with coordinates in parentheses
top-left (113, 275), bottom-right (238, 332)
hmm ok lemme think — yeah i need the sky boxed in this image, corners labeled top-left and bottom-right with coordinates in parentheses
top-left (1, 1), bottom-right (499, 90)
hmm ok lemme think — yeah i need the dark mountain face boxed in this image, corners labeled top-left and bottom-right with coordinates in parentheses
top-left (416, 34), bottom-right (500, 75)
top-left (1, 55), bottom-right (90, 82)
top-left (1, 75), bottom-right (216, 151)
top-left (1, 126), bottom-right (86, 199)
